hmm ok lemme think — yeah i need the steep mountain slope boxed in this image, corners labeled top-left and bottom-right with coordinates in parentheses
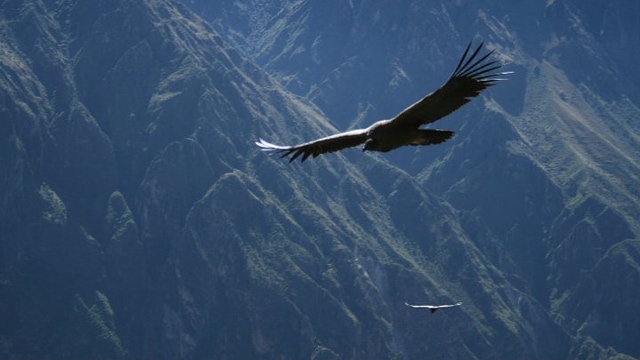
top-left (184, 0), bottom-right (640, 358)
top-left (0, 0), bottom-right (588, 359)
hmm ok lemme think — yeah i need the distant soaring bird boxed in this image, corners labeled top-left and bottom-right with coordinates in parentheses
top-left (256, 42), bottom-right (511, 163)
top-left (404, 301), bottom-right (463, 314)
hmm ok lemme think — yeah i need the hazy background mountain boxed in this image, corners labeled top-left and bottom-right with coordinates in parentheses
top-left (1, 0), bottom-right (638, 359)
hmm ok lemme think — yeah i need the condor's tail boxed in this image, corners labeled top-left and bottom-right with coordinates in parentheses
top-left (410, 129), bottom-right (454, 146)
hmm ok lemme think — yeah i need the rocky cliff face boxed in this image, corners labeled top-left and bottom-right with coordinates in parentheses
top-left (1, 0), bottom-right (638, 359)
top-left (191, 0), bottom-right (640, 357)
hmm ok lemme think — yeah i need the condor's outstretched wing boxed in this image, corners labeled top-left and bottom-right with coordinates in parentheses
top-left (256, 128), bottom-right (368, 163)
top-left (404, 301), bottom-right (462, 314)
top-left (391, 42), bottom-right (511, 128)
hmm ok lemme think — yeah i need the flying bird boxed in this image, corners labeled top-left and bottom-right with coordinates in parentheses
top-left (404, 301), bottom-right (463, 314)
top-left (256, 41), bottom-right (511, 163)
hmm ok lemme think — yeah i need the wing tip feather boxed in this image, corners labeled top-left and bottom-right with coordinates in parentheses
top-left (256, 138), bottom-right (286, 150)
top-left (452, 41), bottom-right (512, 83)
top-left (255, 138), bottom-right (312, 163)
